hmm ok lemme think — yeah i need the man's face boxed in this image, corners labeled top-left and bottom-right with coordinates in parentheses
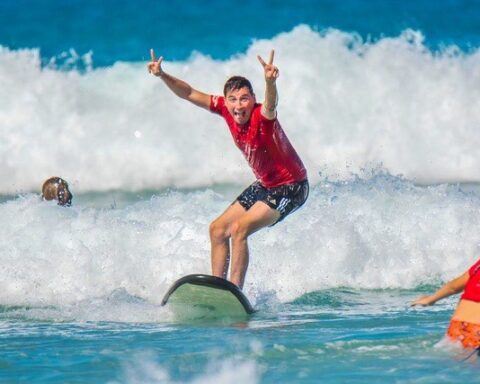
top-left (225, 87), bottom-right (255, 125)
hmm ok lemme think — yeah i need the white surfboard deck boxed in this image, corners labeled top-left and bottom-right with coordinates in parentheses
top-left (161, 274), bottom-right (255, 322)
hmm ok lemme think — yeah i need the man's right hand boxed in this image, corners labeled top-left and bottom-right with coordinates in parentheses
top-left (146, 49), bottom-right (211, 110)
top-left (147, 49), bottom-right (164, 77)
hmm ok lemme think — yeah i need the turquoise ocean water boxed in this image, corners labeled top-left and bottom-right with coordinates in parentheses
top-left (1, 0), bottom-right (480, 382)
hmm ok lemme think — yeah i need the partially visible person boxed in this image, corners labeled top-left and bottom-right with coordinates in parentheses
top-left (41, 177), bottom-right (72, 206)
top-left (411, 259), bottom-right (480, 350)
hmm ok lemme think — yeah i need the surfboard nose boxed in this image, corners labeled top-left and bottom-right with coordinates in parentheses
top-left (161, 274), bottom-right (255, 323)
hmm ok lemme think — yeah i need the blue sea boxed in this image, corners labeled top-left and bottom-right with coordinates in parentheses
top-left (2, 0), bottom-right (480, 382)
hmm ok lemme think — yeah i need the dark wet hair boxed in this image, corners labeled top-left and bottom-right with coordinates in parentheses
top-left (223, 76), bottom-right (254, 96)
top-left (42, 177), bottom-right (73, 206)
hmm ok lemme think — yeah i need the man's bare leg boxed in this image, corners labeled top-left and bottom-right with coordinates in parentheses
top-left (209, 202), bottom-right (247, 278)
top-left (229, 202), bottom-right (280, 289)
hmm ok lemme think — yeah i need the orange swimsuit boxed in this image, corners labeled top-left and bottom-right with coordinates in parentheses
top-left (446, 259), bottom-right (480, 348)
top-left (447, 320), bottom-right (480, 348)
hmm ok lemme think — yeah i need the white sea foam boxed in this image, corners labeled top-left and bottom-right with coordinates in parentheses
top-left (1, 26), bottom-right (480, 194)
top-left (1, 172), bottom-right (479, 310)
top-left (113, 352), bottom-right (260, 384)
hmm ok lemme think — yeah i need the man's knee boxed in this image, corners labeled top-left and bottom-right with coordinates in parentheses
top-left (209, 219), bottom-right (228, 242)
top-left (230, 221), bottom-right (249, 242)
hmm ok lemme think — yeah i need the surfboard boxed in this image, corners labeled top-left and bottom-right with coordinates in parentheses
top-left (161, 274), bottom-right (255, 322)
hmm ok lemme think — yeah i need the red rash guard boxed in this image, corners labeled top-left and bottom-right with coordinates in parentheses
top-left (209, 95), bottom-right (307, 188)
top-left (461, 258), bottom-right (480, 302)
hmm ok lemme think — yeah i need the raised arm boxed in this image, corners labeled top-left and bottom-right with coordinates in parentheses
top-left (147, 49), bottom-right (211, 110)
top-left (257, 49), bottom-right (279, 120)
top-left (411, 271), bottom-right (470, 306)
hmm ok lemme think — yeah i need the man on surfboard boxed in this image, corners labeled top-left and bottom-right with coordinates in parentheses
top-left (147, 49), bottom-right (308, 289)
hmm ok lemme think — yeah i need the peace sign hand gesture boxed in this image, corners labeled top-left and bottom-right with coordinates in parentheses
top-left (257, 49), bottom-right (279, 83)
top-left (147, 49), bottom-right (165, 77)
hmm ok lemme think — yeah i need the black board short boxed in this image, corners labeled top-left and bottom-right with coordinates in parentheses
top-left (235, 179), bottom-right (309, 224)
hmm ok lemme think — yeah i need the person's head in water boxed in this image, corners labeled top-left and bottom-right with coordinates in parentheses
top-left (223, 76), bottom-right (256, 125)
top-left (41, 177), bottom-right (72, 206)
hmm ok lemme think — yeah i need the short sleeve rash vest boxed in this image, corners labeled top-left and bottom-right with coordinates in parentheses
top-left (461, 258), bottom-right (480, 302)
top-left (209, 95), bottom-right (307, 188)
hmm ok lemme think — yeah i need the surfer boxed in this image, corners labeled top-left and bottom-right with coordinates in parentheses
top-left (147, 49), bottom-right (308, 289)
top-left (41, 177), bottom-right (72, 206)
top-left (411, 258), bottom-right (480, 351)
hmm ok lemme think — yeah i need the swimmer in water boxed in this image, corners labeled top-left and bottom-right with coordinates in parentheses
top-left (41, 177), bottom-right (72, 206)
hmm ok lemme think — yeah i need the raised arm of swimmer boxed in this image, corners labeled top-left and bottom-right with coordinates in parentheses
top-left (411, 272), bottom-right (469, 306)
top-left (147, 49), bottom-right (210, 110)
top-left (257, 49), bottom-right (279, 120)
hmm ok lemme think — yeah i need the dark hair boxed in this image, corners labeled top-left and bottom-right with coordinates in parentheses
top-left (223, 76), bottom-right (254, 96)
top-left (42, 177), bottom-right (73, 206)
